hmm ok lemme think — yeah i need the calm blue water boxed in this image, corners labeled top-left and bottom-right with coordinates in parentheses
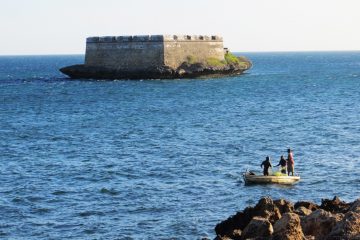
top-left (0, 52), bottom-right (360, 239)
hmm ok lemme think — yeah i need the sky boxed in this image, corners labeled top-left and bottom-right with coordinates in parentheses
top-left (1, 0), bottom-right (360, 55)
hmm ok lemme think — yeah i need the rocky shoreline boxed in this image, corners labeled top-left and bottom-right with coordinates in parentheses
top-left (214, 196), bottom-right (360, 240)
top-left (60, 56), bottom-right (252, 80)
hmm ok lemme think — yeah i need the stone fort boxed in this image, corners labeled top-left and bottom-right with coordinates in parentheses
top-left (85, 35), bottom-right (225, 71)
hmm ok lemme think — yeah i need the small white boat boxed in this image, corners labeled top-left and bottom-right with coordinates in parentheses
top-left (243, 170), bottom-right (300, 185)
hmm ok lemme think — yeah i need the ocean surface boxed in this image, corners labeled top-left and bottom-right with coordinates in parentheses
top-left (0, 52), bottom-right (359, 239)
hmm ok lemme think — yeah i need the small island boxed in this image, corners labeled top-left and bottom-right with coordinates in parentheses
top-left (60, 35), bottom-right (252, 80)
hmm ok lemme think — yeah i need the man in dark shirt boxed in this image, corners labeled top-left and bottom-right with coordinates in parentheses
top-left (275, 155), bottom-right (287, 174)
top-left (261, 156), bottom-right (272, 176)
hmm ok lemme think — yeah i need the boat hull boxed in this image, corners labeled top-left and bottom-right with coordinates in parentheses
top-left (243, 173), bottom-right (300, 185)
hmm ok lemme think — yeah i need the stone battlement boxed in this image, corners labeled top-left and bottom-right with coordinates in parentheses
top-left (86, 35), bottom-right (223, 43)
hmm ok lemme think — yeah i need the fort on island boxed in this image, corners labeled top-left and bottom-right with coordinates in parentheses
top-left (85, 35), bottom-right (225, 71)
top-left (60, 34), bottom-right (251, 80)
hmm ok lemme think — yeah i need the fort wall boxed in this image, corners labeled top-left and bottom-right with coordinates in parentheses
top-left (163, 35), bottom-right (224, 69)
top-left (85, 35), bottom-right (224, 71)
top-left (85, 35), bottom-right (164, 71)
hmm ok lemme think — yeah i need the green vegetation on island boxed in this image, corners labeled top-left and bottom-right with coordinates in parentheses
top-left (206, 57), bottom-right (227, 67)
top-left (225, 52), bottom-right (240, 64)
top-left (185, 52), bottom-right (252, 70)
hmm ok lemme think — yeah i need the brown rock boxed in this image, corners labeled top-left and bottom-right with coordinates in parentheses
top-left (301, 209), bottom-right (344, 239)
top-left (215, 229), bottom-right (242, 240)
top-left (274, 199), bottom-right (295, 214)
top-left (241, 217), bottom-right (273, 239)
top-left (215, 208), bottom-right (255, 237)
top-left (215, 236), bottom-right (232, 240)
top-left (320, 196), bottom-right (350, 213)
top-left (296, 206), bottom-right (312, 216)
top-left (304, 236), bottom-right (315, 240)
top-left (253, 197), bottom-right (275, 214)
top-left (349, 199), bottom-right (360, 213)
top-left (294, 201), bottom-right (319, 211)
top-left (326, 211), bottom-right (360, 239)
top-left (215, 197), bottom-right (281, 238)
top-left (272, 208), bottom-right (282, 224)
top-left (231, 229), bottom-right (242, 240)
top-left (273, 213), bottom-right (305, 240)
top-left (253, 197), bottom-right (282, 224)
top-left (214, 197), bottom-right (359, 240)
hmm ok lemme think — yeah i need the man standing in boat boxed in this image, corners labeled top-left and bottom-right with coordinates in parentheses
top-left (261, 156), bottom-right (272, 176)
top-left (275, 155), bottom-right (287, 174)
top-left (287, 148), bottom-right (295, 176)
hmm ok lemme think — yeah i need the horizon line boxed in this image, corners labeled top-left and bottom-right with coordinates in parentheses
top-left (0, 49), bottom-right (359, 57)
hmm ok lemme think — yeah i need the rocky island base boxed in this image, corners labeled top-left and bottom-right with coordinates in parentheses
top-left (215, 196), bottom-right (360, 240)
top-left (60, 55), bottom-right (252, 80)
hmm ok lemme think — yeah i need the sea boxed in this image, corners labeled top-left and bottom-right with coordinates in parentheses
top-left (0, 52), bottom-right (359, 239)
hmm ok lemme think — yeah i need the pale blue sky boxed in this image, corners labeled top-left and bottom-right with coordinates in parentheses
top-left (1, 0), bottom-right (359, 55)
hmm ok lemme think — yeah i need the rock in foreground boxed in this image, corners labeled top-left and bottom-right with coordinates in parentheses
top-left (215, 196), bottom-right (360, 240)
